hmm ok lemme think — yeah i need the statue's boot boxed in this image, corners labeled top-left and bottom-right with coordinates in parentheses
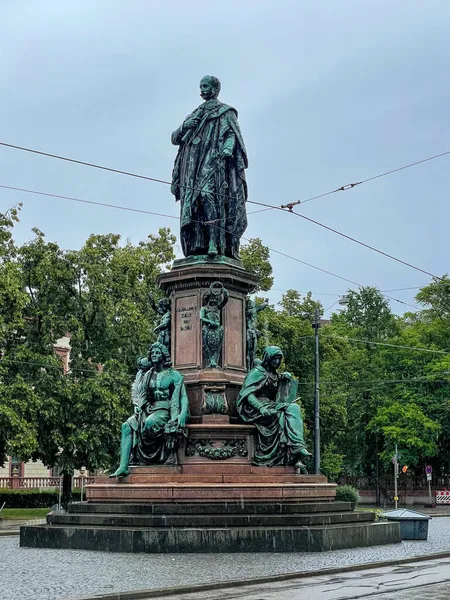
top-left (109, 466), bottom-right (130, 478)
top-left (299, 447), bottom-right (312, 457)
top-left (207, 228), bottom-right (218, 256)
top-left (295, 460), bottom-right (308, 474)
top-left (208, 241), bottom-right (218, 256)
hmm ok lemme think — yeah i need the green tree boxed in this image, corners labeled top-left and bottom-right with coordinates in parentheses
top-left (240, 238), bottom-right (273, 292)
top-left (279, 289), bottom-right (323, 322)
top-left (0, 207), bottom-right (176, 501)
top-left (415, 275), bottom-right (450, 320)
top-left (367, 401), bottom-right (440, 465)
top-left (0, 204), bottom-right (42, 464)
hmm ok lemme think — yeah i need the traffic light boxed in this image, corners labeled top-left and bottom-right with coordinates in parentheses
top-left (402, 465), bottom-right (408, 474)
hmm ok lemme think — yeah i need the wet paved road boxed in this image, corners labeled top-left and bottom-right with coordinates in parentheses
top-left (143, 558), bottom-right (450, 600)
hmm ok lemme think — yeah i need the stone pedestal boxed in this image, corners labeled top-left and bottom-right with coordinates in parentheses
top-left (20, 258), bottom-right (402, 553)
top-left (158, 258), bottom-right (258, 421)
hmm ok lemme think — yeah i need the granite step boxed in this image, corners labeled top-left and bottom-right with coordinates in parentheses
top-left (86, 481), bottom-right (336, 503)
top-left (125, 474), bottom-right (326, 484)
top-left (20, 520), bottom-right (401, 553)
top-left (129, 464), bottom-right (306, 475)
top-left (49, 510), bottom-right (374, 528)
top-left (69, 500), bottom-right (352, 515)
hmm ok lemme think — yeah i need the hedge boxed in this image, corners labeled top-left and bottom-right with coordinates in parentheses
top-left (0, 489), bottom-right (81, 508)
top-left (335, 484), bottom-right (360, 504)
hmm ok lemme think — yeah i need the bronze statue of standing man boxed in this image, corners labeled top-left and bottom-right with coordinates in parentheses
top-left (171, 76), bottom-right (248, 260)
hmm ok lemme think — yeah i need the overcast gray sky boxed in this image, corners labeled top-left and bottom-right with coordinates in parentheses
top-left (1, 0), bottom-right (449, 315)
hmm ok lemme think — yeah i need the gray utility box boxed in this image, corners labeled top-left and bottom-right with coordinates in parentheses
top-left (383, 509), bottom-right (430, 540)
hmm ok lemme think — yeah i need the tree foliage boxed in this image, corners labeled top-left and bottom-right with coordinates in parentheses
top-left (2, 206), bottom-right (450, 487)
top-left (240, 238), bottom-right (273, 292)
top-left (0, 206), bottom-right (175, 478)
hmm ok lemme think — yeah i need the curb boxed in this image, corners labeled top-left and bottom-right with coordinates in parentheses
top-left (67, 549), bottom-right (450, 600)
top-left (0, 530), bottom-right (19, 536)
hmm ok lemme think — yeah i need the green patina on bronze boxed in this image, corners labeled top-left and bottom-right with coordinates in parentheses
top-left (200, 282), bottom-right (229, 368)
top-left (171, 76), bottom-right (248, 259)
top-left (186, 439), bottom-right (248, 460)
top-left (172, 254), bottom-right (245, 269)
top-left (203, 389), bottom-right (228, 415)
top-left (149, 294), bottom-right (171, 353)
top-left (246, 297), bottom-right (269, 370)
top-left (236, 345), bottom-right (312, 472)
top-left (110, 342), bottom-right (189, 477)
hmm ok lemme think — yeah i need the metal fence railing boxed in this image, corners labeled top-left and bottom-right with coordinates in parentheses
top-left (0, 476), bottom-right (95, 490)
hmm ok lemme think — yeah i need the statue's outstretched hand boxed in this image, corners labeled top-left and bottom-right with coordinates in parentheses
top-left (281, 372), bottom-right (292, 381)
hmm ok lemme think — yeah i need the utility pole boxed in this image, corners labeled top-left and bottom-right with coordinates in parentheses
top-left (393, 444), bottom-right (399, 509)
top-left (312, 308), bottom-right (321, 474)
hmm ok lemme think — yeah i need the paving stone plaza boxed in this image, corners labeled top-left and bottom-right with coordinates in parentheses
top-left (3, 516), bottom-right (450, 600)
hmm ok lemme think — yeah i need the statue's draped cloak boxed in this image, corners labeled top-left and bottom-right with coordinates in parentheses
top-left (236, 353), bottom-right (307, 466)
top-left (171, 100), bottom-right (248, 258)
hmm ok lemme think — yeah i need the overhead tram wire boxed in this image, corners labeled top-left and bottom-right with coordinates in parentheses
top-left (0, 140), bottom-right (446, 287)
top-left (2, 355), bottom-right (449, 387)
top-left (0, 181), bottom-right (418, 311)
top-left (0, 140), bottom-right (272, 212)
top-left (285, 208), bottom-right (438, 280)
top-left (318, 333), bottom-right (450, 354)
top-left (2, 140), bottom-right (450, 220)
top-left (280, 148), bottom-right (450, 209)
top-left (0, 184), bottom-right (180, 221)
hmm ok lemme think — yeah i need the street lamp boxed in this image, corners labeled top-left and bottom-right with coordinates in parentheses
top-left (312, 308), bottom-right (321, 474)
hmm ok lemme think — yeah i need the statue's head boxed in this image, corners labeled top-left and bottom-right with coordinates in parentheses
top-left (261, 345), bottom-right (283, 370)
top-left (203, 281), bottom-right (224, 306)
top-left (200, 75), bottom-right (221, 101)
top-left (148, 342), bottom-right (172, 368)
top-left (203, 292), bottom-right (218, 306)
top-left (157, 298), bottom-right (171, 313)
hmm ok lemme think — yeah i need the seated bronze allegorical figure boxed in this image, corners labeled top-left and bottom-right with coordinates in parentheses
top-left (236, 346), bottom-right (311, 472)
top-left (110, 342), bottom-right (189, 478)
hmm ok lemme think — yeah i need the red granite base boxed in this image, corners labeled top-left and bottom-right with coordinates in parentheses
top-left (86, 465), bottom-right (336, 503)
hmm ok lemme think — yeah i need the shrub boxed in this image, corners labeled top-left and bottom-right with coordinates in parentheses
top-left (0, 489), bottom-right (81, 508)
top-left (335, 484), bottom-right (360, 504)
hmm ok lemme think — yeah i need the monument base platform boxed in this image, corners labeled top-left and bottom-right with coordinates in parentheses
top-left (85, 465), bottom-right (337, 503)
top-left (20, 468), bottom-right (401, 553)
top-left (20, 499), bottom-right (401, 553)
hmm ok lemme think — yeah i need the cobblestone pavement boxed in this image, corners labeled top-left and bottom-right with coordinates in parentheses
top-left (2, 517), bottom-right (450, 600)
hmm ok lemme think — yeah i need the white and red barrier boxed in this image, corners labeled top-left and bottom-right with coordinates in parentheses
top-left (436, 489), bottom-right (450, 504)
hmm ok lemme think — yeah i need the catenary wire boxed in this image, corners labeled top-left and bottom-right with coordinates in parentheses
top-left (0, 182), bottom-right (417, 310)
top-left (2, 140), bottom-right (450, 219)
top-left (0, 180), bottom-right (432, 304)
top-left (292, 333), bottom-right (450, 355)
top-left (288, 208), bottom-right (438, 280)
top-left (319, 333), bottom-right (450, 354)
top-left (0, 140), bottom-right (268, 211)
top-left (3, 357), bottom-right (449, 386)
top-left (0, 184), bottom-right (180, 220)
top-left (0, 140), bottom-right (445, 291)
top-left (280, 148), bottom-right (450, 208)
